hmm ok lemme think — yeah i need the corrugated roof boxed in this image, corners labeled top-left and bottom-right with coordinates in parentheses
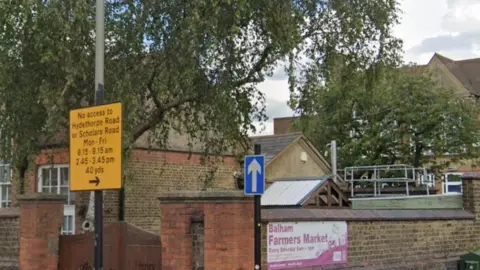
top-left (261, 177), bottom-right (328, 206)
top-left (250, 133), bottom-right (302, 163)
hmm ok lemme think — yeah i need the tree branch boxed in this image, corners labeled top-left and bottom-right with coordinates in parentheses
top-left (409, 122), bottom-right (439, 137)
top-left (146, 61), bottom-right (162, 109)
top-left (131, 43), bottom-right (276, 144)
top-left (233, 44), bottom-right (274, 87)
top-left (48, 80), bottom-right (71, 114)
top-left (131, 94), bottom-right (198, 142)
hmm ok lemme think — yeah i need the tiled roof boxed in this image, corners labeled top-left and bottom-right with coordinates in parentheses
top-left (262, 208), bottom-right (475, 222)
top-left (433, 53), bottom-right (480, 96)
top-left (261, 177), bottom-right (329, 206)
top-left (250, 133), bottom-right (302, 163)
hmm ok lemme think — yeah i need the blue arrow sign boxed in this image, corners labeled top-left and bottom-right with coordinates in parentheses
top-left (244, 155), bottom-right (265, 195)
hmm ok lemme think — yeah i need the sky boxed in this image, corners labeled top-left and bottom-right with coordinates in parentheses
top-left (252, 0), bottom-right (480, 135)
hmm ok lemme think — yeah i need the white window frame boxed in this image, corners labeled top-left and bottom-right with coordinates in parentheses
top-left (37, 164), bottom-right (76, 235)
top-left (0, 162), bottom-right (11, 208)
top-left (443, 172), bottom-right (463, 194)
top-left (62, 205), bottom-right (76, 235)
top-left (417, 173), bottom-right (435, 188)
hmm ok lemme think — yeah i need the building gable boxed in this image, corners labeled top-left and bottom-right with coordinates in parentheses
top-left (250, 133), bottom-right (303, 164)
top-left (426, 54), bottom-right (472, 99)
top-left (264, 135), bottom-right (332, 181)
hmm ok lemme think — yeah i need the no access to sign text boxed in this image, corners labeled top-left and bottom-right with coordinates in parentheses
top-left (69, 102), bottom-right (123, 191)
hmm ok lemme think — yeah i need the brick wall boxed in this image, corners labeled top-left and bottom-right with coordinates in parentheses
top-left (0, 208), bottom-right (20, 266)
top-left (159, 191), bottom-right (254, 270)
top-left (124, 149), bottom-right (239, 233)
top-left (347, 220), bottom-right (473, 269)
top-left (273, 117), bottom-right (299, 135)
top-left (10, 148), bottom-right (70, 206)
top-left (261, 213), bottom-right (475, 269)
top-left (259, 174), bottom-right (480, 269)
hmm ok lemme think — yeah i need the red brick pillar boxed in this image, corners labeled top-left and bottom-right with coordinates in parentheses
top-left (159, 191), bottom-right (254, 270)
top-left (462, 172), bottom-right (480, 219)
top-left (18, 194), bottom-right (66, 270)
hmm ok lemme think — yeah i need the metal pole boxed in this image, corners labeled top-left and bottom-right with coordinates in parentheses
top-left (254, 144), bottom-right (261, 270)
top-left (94, 0), bottom-right (105, 269)
top-left (331, 140), bottom-right (337, 183)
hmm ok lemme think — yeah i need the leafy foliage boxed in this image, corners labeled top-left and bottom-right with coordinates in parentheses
top-left (0, 0), bottom-right (300, 166)
top-left (0, 0), bottom-right (414, 180)
top-left (291, 56), bottom-right (480, 170)
top-left (287, 0), bottom-right (480, 171)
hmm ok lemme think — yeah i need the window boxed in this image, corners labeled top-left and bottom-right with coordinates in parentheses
top-left (62, 206), bottom-right (75, 235)
top-left (417, 173), bottom-right (435, 188)
top-left (443, 172), bottom-right (463, 194)
top-left (38, 164), bottom-right (76, 235)
top-left (0, 163), bottom-right (11, 208)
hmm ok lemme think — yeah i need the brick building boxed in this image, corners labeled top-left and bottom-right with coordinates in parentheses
top-left (2, 148), bottom-right (239, 236)
top-left (0, 120), bottom-right (244, 236)
top-left (0, 129), bottom-right (333, 236)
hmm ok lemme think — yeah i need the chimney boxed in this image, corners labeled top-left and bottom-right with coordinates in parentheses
top-left (273, 117), bottom-right (300, 135)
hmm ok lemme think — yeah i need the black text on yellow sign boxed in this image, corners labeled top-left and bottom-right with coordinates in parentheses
top-left (69, 102), bottom-right (123, 191)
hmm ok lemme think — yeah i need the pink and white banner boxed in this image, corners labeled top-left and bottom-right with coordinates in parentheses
top-left (267, 221), bottom-right (348, 269)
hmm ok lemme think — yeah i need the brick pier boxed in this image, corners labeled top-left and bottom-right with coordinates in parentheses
top-left (159, 191), bottom-right (254, 270)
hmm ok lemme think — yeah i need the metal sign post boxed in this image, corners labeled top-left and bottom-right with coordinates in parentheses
top-left (68, 1), bottom-right (122, 269)
top-left (94, 1), bottom-right (105, 269)
top-left (244, 144), bottom-right (265, 269)
top-left (94, 1), bottom-right (104, 268)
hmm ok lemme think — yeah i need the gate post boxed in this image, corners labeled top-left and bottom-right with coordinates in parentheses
top-left (462, 172), bottom-right (480, 219)
top-left (159, 191), bottom-right (254, 270)
top-left (18, 193), bottom-right (66, 270)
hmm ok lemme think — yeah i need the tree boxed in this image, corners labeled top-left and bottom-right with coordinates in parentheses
top-left (0, 0), bottom-right (405, 176)
top-left (286, 0), bottom-right (480, 172)
top-left (290, 57), bottom-right (480, 171)
top-left (0, 0), bottom-right (404, 225)
top-left (0, 0), bottom-right (302, 189)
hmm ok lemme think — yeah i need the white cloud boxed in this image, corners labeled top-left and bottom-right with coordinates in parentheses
top-left (443, 0), bottom-right (480, 32)
top-left (402, 0), bottom-right (480, 63)
top-left (393, 0), bottom-right (448, 52)
top-left (249, 121), bottom-right (274, 136)
top-left (250, 78), bottom-right (295, 136)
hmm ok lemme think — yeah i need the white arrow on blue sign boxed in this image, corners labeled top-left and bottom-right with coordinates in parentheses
top-left (244, 155), bottom-right (265, 195)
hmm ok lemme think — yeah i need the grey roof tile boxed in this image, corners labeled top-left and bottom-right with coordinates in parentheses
top-left (250, 133), bottom-right (302, 163)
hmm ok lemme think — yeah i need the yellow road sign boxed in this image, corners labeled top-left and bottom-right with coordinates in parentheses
top-left (69, 102), bottom-right (123, 191)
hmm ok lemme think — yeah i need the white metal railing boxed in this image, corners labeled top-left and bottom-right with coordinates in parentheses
top-left (343, 164), bottom-right (435, 198)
